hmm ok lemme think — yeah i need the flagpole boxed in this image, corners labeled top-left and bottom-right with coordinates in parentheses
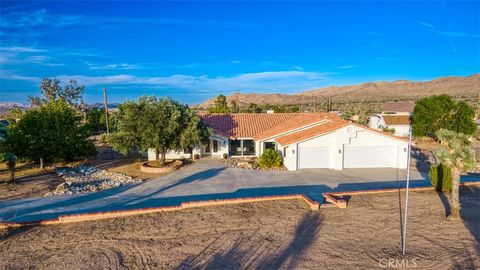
top-left (402, 126), bottom-right (413, 256)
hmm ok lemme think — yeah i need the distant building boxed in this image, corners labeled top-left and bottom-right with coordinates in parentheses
top-left (368, 102), bottom-right (414, 137)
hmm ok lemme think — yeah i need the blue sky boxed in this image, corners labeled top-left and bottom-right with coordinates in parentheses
top-left (0, 1), bottom-right (479, 105)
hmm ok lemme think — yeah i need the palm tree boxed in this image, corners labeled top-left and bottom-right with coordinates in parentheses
top-left (435, 129), bottom-right (476, 220)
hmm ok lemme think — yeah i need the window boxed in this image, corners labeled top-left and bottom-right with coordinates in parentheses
top-left (264, 142), bottom-right (276, 151)
top-left (213, 140), bottom-right (218, 153)
top-left (283, 147), bottom-right (287, 157)
top-left (183, 147), bottom-right (192, 154)
top-left (243, 140), bottom-right (255, 155)
top-left (229, 139), bottom-right (255, 156)
top-left (229, 140), bottom-right (242, 156)
top-left (205, 141), bottom-right (210, 153)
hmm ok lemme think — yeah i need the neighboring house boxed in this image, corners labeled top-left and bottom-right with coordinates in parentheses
top-left (149, 112), bottom-right (409, 171)
top-left (369, 102), bottom-right (414, 137)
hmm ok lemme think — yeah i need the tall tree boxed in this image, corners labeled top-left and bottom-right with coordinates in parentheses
top-left (28, 78), bottom-right (85, 109)
top-left (434, 129), bottom-right (476, 220)
top-left (109, 101), bottom-right (143, 156)
top-left (180, 109), bottom-right (211, 151)
top-left (208, 95), bottom-right (229, 113)
top-left (412, 95), bottom-right (476, 137)
top-left (110, 97), bottom-right (211, 164)
top-left (5, 100), bottom-right (96, 169)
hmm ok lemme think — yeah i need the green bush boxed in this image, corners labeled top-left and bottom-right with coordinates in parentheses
top-left (258, 148), bottom-right (283, 169)
top-left (429, 164), bottom-right (453, 192)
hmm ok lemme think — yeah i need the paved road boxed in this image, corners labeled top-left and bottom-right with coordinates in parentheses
top-left (0, 159), bottom-right (433, 222)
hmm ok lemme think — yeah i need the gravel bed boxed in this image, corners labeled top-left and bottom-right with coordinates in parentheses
top-left (45, 164), bottom-right (143, 196)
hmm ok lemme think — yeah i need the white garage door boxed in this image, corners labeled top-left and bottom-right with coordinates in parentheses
top-left (344, 146), bottom-right (395, 168)
top-left (298, 146), bottom-right (330, 169)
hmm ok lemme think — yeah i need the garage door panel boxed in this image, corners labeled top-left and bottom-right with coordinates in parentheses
top-left (344, 146), bottom-right (395, 168)
top-left (299, 146), bottom-right (330, 169)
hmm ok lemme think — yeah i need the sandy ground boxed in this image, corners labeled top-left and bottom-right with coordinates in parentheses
top-left (0, 186), bottom-right (478, 270)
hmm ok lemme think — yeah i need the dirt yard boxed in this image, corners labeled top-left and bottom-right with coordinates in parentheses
top-left (0, 158), bottom-right (168, 201)
top-left (0, 162), bottom-right (64, 201)
top-left (1, 186), bottom-right (478, 269)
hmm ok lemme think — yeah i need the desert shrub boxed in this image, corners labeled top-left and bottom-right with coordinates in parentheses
top-left (382, 127), bottom-right (396, 134)
top-left (193, 154), bottom-right (200, 160)
top-left (258, 148), bottom-right (283, 169)
top-left (429, 164), bottom-right (453, 192)
top-left (223, 153), bottom-right (228, 159)
top-left (99, 133), bottom-right (109, 144)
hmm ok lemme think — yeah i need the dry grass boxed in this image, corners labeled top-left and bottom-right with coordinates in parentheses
top-left (0, 187), bottom-right (478, 269)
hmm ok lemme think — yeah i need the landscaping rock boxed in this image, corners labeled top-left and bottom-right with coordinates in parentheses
top-left (45, 164), bottom-right (143, 197)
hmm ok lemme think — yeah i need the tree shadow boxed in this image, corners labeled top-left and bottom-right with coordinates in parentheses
top-left (459, 186), bottom-right (480, 246)
top-left (255, 212), bottom-right (322, 269)
top-left (121, 167), bottom-right (226, 205)
top-left (436, 191), bottom-right (451, 217)
top-left (175, 212), bottom-right (322, 270)
top-left (410, 146), bottom-right (432, 174)
top-left (0, 224), bottom-right (37, 241)
top-left (176, 236), bottom-right (255, 270)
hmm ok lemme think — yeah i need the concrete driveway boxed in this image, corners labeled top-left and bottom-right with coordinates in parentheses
top-left (0, 159), bottom-right (431, 222)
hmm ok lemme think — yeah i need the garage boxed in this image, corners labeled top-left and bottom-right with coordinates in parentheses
top-left (343, 145), bottom-right (395, 168)
top-left (298, 146), bottom-right (330, 169)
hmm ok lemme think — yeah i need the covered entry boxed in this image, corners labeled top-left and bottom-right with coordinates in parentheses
top-left (343, 145), bottom-right (395, 168)
top-left (298, 146), bottom-right (330, 169)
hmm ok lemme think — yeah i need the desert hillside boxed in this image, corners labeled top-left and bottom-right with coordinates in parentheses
top-left (199, 73), bottom-right (480, 107)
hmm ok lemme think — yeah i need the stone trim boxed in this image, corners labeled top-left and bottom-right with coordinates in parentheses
top-left (140, 160), bottom-right (183, 174)
top-left (0, 194), bottom-right (319, 228)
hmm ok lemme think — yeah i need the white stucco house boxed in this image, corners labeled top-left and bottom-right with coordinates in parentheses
top-left (148, 112), bottom-right (409, 171)
top-left (369, 102), bottom-right (413, 137)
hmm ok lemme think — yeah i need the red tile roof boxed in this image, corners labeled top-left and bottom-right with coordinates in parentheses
top-left (382, 102), bottom-right (414, 113)
top-left (199, 113), bottom-right (302, 138)
top-left (253, 113), bottom-right (343, 140)
top-left (275, 121), bottom-right (409, 146)
top-left (200, 112), bottom-right (408, 143)
top-left (275, 120), bottom-right (350, 146)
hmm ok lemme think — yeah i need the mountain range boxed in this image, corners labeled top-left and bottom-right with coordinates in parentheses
top-left (198, 73), bottom-right (480, 107)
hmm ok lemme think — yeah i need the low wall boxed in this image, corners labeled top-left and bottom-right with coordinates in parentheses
top-left (140, 160), bottom-right (183, 174)
top-left (0, 194), bottom-right (319, 228)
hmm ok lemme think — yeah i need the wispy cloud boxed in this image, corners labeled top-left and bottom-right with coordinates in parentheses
top-left (420, 21), bottom-right (434, 29)
top-left (0, 9), bottom-right (255, 30)
top-left (0, 45), bottom-right (66, 66)
top-left (419, 21), bottom-right (478, 53)
top-left (419, 21), bottom-right (479, 38)
top-left (0, 46), bottom-right (46, 53)
top-left (338, 65), bottom-right (357, 69)
top-left (2, 70), bottom-right (332, 94)
top-left (87, 63), bottom-right (143, 70)
top-left (293, 65), bottom-right (304, 71)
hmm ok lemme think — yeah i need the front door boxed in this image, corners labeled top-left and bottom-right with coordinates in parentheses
top-left (213, 140), bottom-right (218, 153)
top-left (204, 141), bottom-right (211, 156)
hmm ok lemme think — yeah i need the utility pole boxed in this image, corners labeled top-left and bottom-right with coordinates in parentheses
top-left (103, 87), bottom-right (110, 135)
top-left (402, 127), bottom-right (413, 256)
